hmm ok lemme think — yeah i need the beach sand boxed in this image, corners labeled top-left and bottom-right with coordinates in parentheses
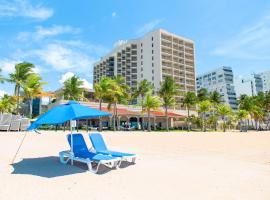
top-left (1, 131), bottom-right (270, 200)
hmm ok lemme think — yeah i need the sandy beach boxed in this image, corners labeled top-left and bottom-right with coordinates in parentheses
top-left (1, 131), bottom-right (270, 200)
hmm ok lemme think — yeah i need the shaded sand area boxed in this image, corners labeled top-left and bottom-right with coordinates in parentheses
top-left (1, 131), bottom-right (270, 200)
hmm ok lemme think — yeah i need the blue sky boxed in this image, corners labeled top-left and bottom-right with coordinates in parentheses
top-left (0, 0), bottom-right (270, 96)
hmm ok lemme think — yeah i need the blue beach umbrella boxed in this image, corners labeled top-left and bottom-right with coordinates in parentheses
top-left (27, 101), bottom-right (111, 157)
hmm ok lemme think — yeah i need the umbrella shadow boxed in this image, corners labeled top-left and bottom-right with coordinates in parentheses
top-left (11, 156), bottom-right (113, 178)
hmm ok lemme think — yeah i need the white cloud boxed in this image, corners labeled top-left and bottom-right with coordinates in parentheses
top-left (0, 59), bottom-right (42, 75)
top-left (112, 12), bottom-right (117, 17)
top-left (17, 25), bottom-right (80, 41)
top-left (27, 43), bottom-right (95, 72)
top-left (211, 13), bottom-right (270, 60)
top-left (0, 0), bottom-right (53, 20)
top-left (59, 72), bottom-right (93, 89)
top-left (0, 90), bottom-right (7, 98)
top-left (136, 19), bottom-right (164, 36)
top-left (0, 59), bottom-right (20, 74)
top-left (59, 72), bottom-right (74, 84)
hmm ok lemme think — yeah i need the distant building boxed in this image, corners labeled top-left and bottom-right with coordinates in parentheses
top-left (260, 70), bottom-right (270, 92)
top-left (234, 73), bottom-right (263, 98)
top-left (93, 29), bottom-right (196, 108)
top-left (196, 66), bottom-right (237, 110)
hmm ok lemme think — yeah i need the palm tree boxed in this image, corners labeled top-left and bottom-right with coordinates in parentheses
top-left (63, 75), bottom-right (84, 101)
top-left (209, 91), bottom-right (222, 131)
top-left (133, 79), bottom-right (153, 130)
top-left (9, 62), bottom-right (35, 114)
top-left (158, 76), bottom-right (178, 131)
top-left (22, 73), bottom-right (46, 118)
top-left (263, 91), bottom-right (270, 129)
top-left (237, 109), bottom-right (249, 131)
top-left (197, 100), bottom-right (211, 132)
top-left (94, 77), bottom-right (113, 131)
top-left (107, 76), bottom-right (130, 131)
top-left (251, 105), bottom-right (264, 130)
top-left (0, 94), bottom-right (16, 113)
top-left (182, 91), bottom-right (197, 131)
top-left (217, 104), bottom-right (232, 132)
top-left (238, 95), bottom-right (254, 128)
top-left (197, 88), bottom-right (208, 101)
top-left (142, 94), bottom-right (162, 132)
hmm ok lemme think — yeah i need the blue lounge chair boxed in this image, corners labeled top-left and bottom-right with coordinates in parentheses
top-left (89, 133), bottom-right (137, 165)
top-left (59, 133), bottom-right (120, 173)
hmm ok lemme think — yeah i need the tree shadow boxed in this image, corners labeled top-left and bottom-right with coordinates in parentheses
top-left (11, 156), bottom-right (113, 178)
top-left (118, 161), bottom-right (136, 169)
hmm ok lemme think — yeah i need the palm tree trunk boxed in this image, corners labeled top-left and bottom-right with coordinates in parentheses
top-left (203, 112), bottom-right (206, 132)
top-left (29, 98), bottom-right (33, 119)
top-left (223, 118), bottom-right (226, 132)
top-left (141, 95), bottom-right (144, 131)
top-left (165, 106), bottom-right (168, 131)
top-left (187, 107), bottom-right (190, 131)
top-left (113, 102), bottom-right (116, 131)
top-left (148, 110), bottom-right (151, 132)
top-left (98, 99), bottom-right (102, 132)
top-left (116, 103), bottom-right (119, 130)
top-left (16, 84), bottom-right (20, 114)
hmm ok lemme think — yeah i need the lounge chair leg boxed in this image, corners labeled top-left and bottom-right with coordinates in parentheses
top-left (87, 160), bottom-right (100, 174)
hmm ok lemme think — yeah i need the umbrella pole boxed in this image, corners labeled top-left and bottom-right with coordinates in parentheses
top-left (70, 120), bottom-right (73, 165)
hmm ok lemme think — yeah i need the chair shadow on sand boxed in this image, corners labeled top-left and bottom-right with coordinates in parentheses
top-left (11, 156), bottom-right (114, 178)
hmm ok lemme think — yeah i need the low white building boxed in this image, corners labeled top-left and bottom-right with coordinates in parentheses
top-left (234, 73), bottom-right (263, 98)
top-left (260, 70), bottom-right (270, 93)
top-left (196, 66), bottom-right (238, 110)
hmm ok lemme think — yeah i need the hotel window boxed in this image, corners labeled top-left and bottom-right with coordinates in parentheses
top-left (141, 55), bottom-right (143, 59)
top-left (152, 50), bottom-right (154, 54)
top-left (141, 67), bottom-right (143, 71)
top-left (141, 49), bottom-right (143, 53)
top-left (152, 63), bottom-right (154, 67)
top-left (152, 69), bottom-right (154, 73)
top-left (141, 61), bottom-right (143, 65)
top-left (152, 36), bottom-right (154, 41)
top-left (152, 43), bottom-right (154, 47)
top-left (152, 76), bottom-right (154, 81)
top-left (141, 43), bottom-right (143, 47)
top-left (152, 56), bottom-right (154, 60)
top-left (141, 74), bottom-right (143, 78)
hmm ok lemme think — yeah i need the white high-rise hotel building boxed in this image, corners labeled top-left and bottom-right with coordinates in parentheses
top-left (93, 29), bottom-right (196, 108)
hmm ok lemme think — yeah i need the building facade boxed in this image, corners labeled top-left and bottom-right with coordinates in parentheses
top-left (196, 66), bottom-right (238, 110)
top-left (234, 73), bottom-right (263, 98)
top-left (260, 70), bottom-right (270, 93)
top-left (93, 29), bottom-right (196, 108)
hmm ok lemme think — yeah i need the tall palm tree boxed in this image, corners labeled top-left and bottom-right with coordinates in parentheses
top-left (158, 76), bottom-right (178, 131)
top-left (22, 73), bottom-right (46, 118)
top-left (0, 94), bottom-right (16, 113)
top-left (238, 95), bottom-right (254, 128)
top-left (107, 76), bottom-right (130, 131)
top-left (209, 91), bottom-right (222, 131)
top-left (197, 88), bottom-right (209, 101)
top-left (197, 100), bottom-right (211, 132)
top-left (9, 62), bottom-right (35, 114)
top-left (237, 109), bottom-right (249, 131)
top-left (263, 91), bottom-right (270, 129)
top-left (182, 91), bottom-right (197, 131)
top-left (94, 77), bottom-right (113, 131)
top-left (142, 94), bottom-right (162, 132)
top-left (217, 104), bottom-right (232, 132)
top-left (133, 79), bottom-right (153, 130)
top-left (63, 75), bottom-right (84, 101)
